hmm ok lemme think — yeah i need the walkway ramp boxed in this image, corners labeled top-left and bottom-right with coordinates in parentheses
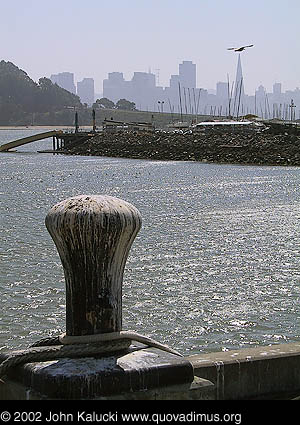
top-left (0, 130), bottom-right (61, 152)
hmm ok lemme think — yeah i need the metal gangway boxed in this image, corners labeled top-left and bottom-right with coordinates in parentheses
top-left (0, 130), bottom-right (61, 152)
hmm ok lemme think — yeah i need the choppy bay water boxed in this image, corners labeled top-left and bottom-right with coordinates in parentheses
top-left (1, 128), bottom-right (300, 356)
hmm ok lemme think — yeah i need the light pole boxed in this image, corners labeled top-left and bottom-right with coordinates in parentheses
top-left (289, 99), bottom-right (296, 122)
top-left (158, 101), bottom-right (164, 113)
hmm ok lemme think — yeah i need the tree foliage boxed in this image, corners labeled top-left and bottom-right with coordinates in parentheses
top-left (93, 97), bottom-right (115, 109)
top-left (92, 97), bottom-right (137, 111)
top-left (0, 60), bottom-right (139, 125)
top-left (37, 77), bottom-right (81, 112)
top-left (0, 60), bottom-right (82, 124)
top-left (115, 98), bottom-right (136, 111)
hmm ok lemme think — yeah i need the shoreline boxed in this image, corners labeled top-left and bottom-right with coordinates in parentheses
top-left (0, 125), bottom-right (94, 130)
top-left (63, 130), bottom-right (300, 167)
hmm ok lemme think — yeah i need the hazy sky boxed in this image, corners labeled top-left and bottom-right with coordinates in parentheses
top-left (2, 0), bottom-right (299, 95)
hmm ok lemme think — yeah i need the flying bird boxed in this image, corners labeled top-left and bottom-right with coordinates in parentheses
top-left (227, 44), bottom-right (254, 52)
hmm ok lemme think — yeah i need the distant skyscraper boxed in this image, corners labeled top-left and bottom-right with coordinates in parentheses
top-left (77, 78), bottom-right (95, 106)
top-left (254, 85), bottom-right (267, 117)
top-left (131, 72), bottom-right (156, 89)
top-left (130, 72), bottom-right (158, 110)
top-left (103, 60), bottom-right (197, 112)
top-left (50, 72), bottom-right (76, 94)
top-left (103, 72), bottom-right (128, 103)
top-left (273, 82), bottom-right (282, 95)
top-left (169, 74), bottom-right (180, 89)
top-left (216, 82), bottom-right (228, 100)
top-left (179, 61), bottom-right (196, 88)
top-left (103, 71), bottom-right (159, 110)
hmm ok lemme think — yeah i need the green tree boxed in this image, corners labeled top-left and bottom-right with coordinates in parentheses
top-left (0, 60), bottom-right (82, 122)
top-left (93, 97), bottom-right (115, 109)
top-left (0, 60), bottom-right (39, 113)
top-left (37, 78), bottom-right (81, 112)
top-left (115, 99), bottom-right (137, 111)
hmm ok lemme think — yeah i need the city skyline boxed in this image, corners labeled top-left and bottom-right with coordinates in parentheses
top-left (48, 57), bottom-right (299, 99)
top-left (1, 0), bottom-right (299, 97)
top-left (48, 58), bottom-right (300, 119)
top-left (102, 58), bottom-right (300, 118)
top-left (44, 54), bottom-right (300, 100)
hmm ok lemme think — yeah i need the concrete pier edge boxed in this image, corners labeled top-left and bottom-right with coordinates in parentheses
top-left (188, 342), bottom-right (300, 399)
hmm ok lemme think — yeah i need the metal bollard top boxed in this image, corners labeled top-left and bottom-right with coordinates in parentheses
top-left (45, 195), bottom-right (142, 336)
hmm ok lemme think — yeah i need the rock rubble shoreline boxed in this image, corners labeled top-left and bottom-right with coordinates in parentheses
top-left (64, 131), bottom-right (300, 167)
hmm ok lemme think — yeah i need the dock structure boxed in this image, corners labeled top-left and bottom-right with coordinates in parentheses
top-left (0, 110), bottom-right (99, 153)
top-left (0, 130), bottom-right (61, 152)
top-left (55, 131), bottom-right (97, 153)
top-left (0, 129), bottom-right (98, 154)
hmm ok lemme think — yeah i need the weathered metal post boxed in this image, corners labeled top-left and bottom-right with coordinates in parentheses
top-left (45, 194), bottom-right (141, 337)
top-left (75, 111), bottom-right (79, 133)
top-left (92, 108), bottom-right (96, 132)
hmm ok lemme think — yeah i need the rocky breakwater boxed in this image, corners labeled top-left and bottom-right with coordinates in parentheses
top-left (64, 131), bottom-right (300, 166)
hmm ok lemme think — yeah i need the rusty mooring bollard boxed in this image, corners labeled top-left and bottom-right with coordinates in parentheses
top-left (45, 194), bottom-right (142, 336)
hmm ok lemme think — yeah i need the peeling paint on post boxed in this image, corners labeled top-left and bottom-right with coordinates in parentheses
top-left (45, 195), bottom-right (142, 336)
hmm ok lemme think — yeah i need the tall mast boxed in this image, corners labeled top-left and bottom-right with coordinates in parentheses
top-left (178, 82), bottom-right (183, 122)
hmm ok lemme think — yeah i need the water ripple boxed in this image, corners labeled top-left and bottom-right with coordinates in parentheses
top-left (1, 135), bottom-right (300, 355)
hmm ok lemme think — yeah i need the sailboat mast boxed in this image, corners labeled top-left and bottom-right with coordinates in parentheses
top-left (178, 82), bottom-right (183, 122)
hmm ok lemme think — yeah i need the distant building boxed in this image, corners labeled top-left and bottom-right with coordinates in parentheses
top-left (131, 72), bottom-right (156, 90)
top-left (273, 82), bottom-right (282, 96)
top-left (50, 72), bottom-right (76, 94)
top-left (101, 58), bottom-right (300, 119)
top-left (255, 85), bottom-right (266, 116)
top-left (103, 72), bottom-right (129, 103)
top-left (130, 72), bottom-right (159, 110)
top-left (178, 60), bottom-right (196, 89)
top-left (216, 82), bottom-right (228, 100)
top-left (169, 74), bottom-right (180, 89)
top-left (103, 71), bottom-right (162, 110)
top-left (77, 78), bottom-right (95, 106)
top-left (168, 61), bottom-right (197, 90)
top-left (103, 61), bottom-right (198, 113)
